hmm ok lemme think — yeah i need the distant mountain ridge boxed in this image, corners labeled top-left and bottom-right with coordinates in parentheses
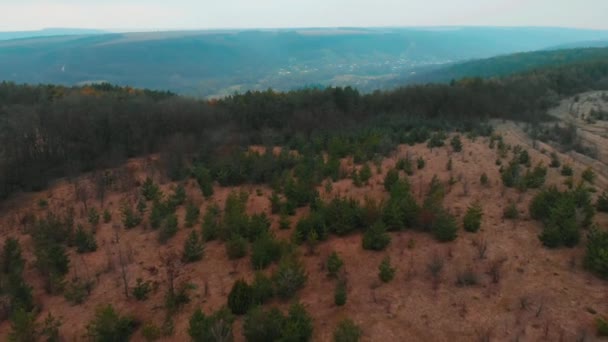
top-left (1, 26), bottom-right (608, 97)
top-left (0, 28), bottom-right (105, 41)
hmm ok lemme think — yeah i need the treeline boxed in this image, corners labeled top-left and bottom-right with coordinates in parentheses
top-left (1, 57), bottom-right (608, 198)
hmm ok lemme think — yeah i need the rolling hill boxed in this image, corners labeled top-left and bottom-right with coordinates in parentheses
top-left (2, 26), bottom-right (608, 97)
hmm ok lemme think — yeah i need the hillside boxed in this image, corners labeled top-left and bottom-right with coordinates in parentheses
top-left (1, 53), bottom-right (608, 341)
top-left (2, 27), bottom-right (608, 97)
top-left (386, 47), bottom-right (608, 86)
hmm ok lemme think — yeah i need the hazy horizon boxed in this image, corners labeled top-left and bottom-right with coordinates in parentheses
top-left (2, 0), bottom-right (608, 31)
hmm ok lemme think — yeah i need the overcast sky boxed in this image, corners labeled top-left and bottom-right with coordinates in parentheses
top-left (2, 0), bottom-right (607, 31)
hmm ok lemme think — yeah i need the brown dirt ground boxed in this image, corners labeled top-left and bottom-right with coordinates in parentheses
top-left (0, 128), bottom-right (607, 342)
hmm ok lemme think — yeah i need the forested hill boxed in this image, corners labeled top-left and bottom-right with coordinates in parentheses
top-left (1, 27), bottom-right (608, 97)
top-left (1, 54), bottom-right (608, 200)
top-left (387, 47), bottom-right (608, 86)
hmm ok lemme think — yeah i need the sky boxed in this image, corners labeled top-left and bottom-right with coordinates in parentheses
top-left (1, 0), bottom-right (607, 31)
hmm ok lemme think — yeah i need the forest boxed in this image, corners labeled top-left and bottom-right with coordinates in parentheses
top-left (1, 56), bottom-right (608, 200)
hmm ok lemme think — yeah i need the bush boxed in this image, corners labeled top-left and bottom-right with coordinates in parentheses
top-left (201, 204), bottom-right (221, 241)
top-left (584, 228), bottom-right (608, 279)
top-left (251, 272), bottom-right (274, 305)
top-left (243, 306), bottom-right (286, 342)
top-left (193, 165), bottom-right (214, 198)
top-left (597, 317), bottom-right (608, 337)
top-left (362, 221), bottom-right (391, 251)
top-left (184, 202), bottom-right (200, 228)
top-left (378, 256), bottom-right (395, 283)
top-left (88, 208), bottom-right (100, 226)
top-left (432, 211), bottom-right (458, 242)
top-left (282, 302), bottom-right (313, 342)
top-left (182, 230), bottom-right (205, 263)
top-left (250, 233), bottom-right (282, 270)
top-left (598, 192), bottom-right (608, 213)
top-left (384, 168), bottom-right (399, 192)
top-left (417, 157), bottom-right (425, 170)
top-left (158, 214), bottom-right (178, 244)
top-left (273, 256), bottom-right (307, 300)
top-left (396, 157), bottom-right (413, 175)
top-left (334, 279), bottom-right (347, 306)
top-left (333, 319), bottom-right (362, 342)
top-left (582, 167), bottom-right (596, 184)
top-left (427, 132), bottom-right (446, 148)
top-left (503, 201), bottom-right (519, 219)
top-left (522, 163), bottom-right (547, 188)
top-left (359, 164), bottom-right (372, 184)
top-left (450, 135), bottom-right (463, 152)
top-left (74, 225), bottom-right (97, 253)
top-left (188, 307), bottom-right (234, 342)
top-left (480, 173), bottom-right (489, 186)
top-left (561, 164), bottom-right (574, 176)
top-left (549, 152), bottom-right (561, 168)
top-left (279, 212), bottom-right (291, 230)
top-left (227, 279), bottom-right (253, 315)
top-left (121, 204), bottom-right (142, 229)
top-left (463, 203), bottom-right (483, 233)
top-left (86, 305), bottom-right (137, 342)
top-left (326, 251), bottom-right (344, 278)
top-left (141, 177), bottom-right (160, 201)
top-left (518, 149), bottom-right (530, 165)
top-left (8, 308), bottom-right (39, 342)
top-left (132, 278), bottom-right (152, 301)
top-left (141, 322), bottom-right (162, 341)
top-left (222, 234), bottom-right (247, 259)
top-left (64, 278), bottom-right (93, 304)
top-left (103, 209), bottom-right (111, 223)
top-left (456, 268), bottom-right (478, 287)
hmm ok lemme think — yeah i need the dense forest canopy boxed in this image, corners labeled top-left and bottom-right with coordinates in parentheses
top-left (1, 55), bottom-right (608, 199)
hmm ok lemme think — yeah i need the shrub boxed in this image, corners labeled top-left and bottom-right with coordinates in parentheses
top-left (522, 163), bottom-right (547, 188)
top-left (184, 202), bottom-right (200, 228)
top-left (121, 204), bottom-right (142, 229)
top-left (427, 132), bottom-right (446, 148)
top-left (273, 256), bottom-right (307, 300)
top-left (182, 230), bottom-right (205, 263)
top-left (582, 167), bottom-right (596, 184)
top-left (359, 164), bottom-right (372, 184)
top-left (417, 157), bottom-right (425, 170)
top-left (137, 198), bottom-right (147, 214)
top-left (463, 203), bottom-right (483, 233)
top-left (584, 228), bottom-right (608, 279)
top-left (561, 164), bottom-right (574, 176)
top-left (432, 211), bottom-right (458, 242)
top-left (226, 235), bottom-right (248, 260)
top-left (193, 165), bottom-right (214, 198)
top-left (250, 233), bottom-right (282, 270)
top-left (396, 157), bottom-right (414, 175)
top-left (132, 278), bottom-right (152, 301)
top-left (279, 212), bottom-right (291, 230)
top-left (597, 317), bottom-right (608, 337)
top-left (158, 214), bottom-right (178, 244)
top-left (103, 209), bottom-right (111, 223)
top-left (450, 135), bottom-right (463, 152)
top-left (64, 278), bottom-right (93, 304)
top-left (227, 279), bottom-right (253, 315)
top-left (201, 204), bottom-right (221, 241)
top-left (247, 213), bottom-right (271, 242)
top-left (141, 322), bottom-right (162, 341)
top-left (456, 268), bottom-right (478, 287)
top-left (480, 173), bottom-right (489, 186)
top-left (503, 201), bottom-right (519, 219)
top-left (74, 225), bottom-right (97, 253)
top-left (334, 279), bottom-right (347, 306)
top-left (333, 319), bottom-right (362, 342)
top-left (598, 192), bottom-right (608, 213)
top-left (501, 160), bottom-right (521, 188)
top-left (362, 221), bottom-right (391, 251)
top-left (326, 251), bottom-right (344, 278)
top-left (384, 168), bottom-right (399, 192)
top-left (518, 150), bottom-right (530, 165)
top-left (378, 256), bottom-right (395, 283)
top-left (188, 307), bottom-right (234, 342)
top-left (251, 272), bottom-right (274, 305)
top-left (141, 177), bottom-right (160, 201)
top-left (282, 302), bottom-right (313, 342)
top-left (88, 208), bottom-right (100, 226)
top-left (243, 306), bottom-right (286, 342)
top-left (8, 308), bottom-right (39, 342)
top-left (86, 305), bottom-right (137, 342)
